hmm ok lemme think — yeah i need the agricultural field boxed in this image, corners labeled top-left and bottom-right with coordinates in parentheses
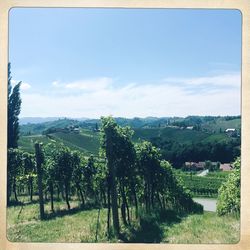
top-left (174, 171), bottom-right (228, 197)
top-left (19, 129), bottom-right (100, 155)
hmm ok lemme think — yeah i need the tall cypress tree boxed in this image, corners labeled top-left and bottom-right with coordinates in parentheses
top-left (8, 63), bottom-right (22, 148)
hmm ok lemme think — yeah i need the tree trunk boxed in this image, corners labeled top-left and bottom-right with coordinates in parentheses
top-left (29, 177), bottom-right (33, 202)
top-left (162, 195), bottom-right (166, 210)
top-left (7, 181), bottom-right (11, 206)
top-left (13, 178), bottom-right (18, 202)
top-left (107, 177), bottom-right (111, 238)
top-left (156, 192), bottom-right (163, 209)
top-left (57, 185), bottom-right (60, 200)
top-left (65, 183), bottom-right (71, 210)
top-left (109, 165), bottom-right (120, 237)
top-left (45, 189), bottom-right (48, 201)
top-left (60, 182), bottom-right (65, 200)
top-left (35, 143), bottom-right (45, 220)
top-left (77, 184), bottom-right (85, 206)
top-left (49, 182), bottom-right (54, 212)
top-left (102, 188), bottom-right (107, 207)
top-left (120, 183), bottom-right (127, 226)
top-left (132, 185), bottom-right (138, 218)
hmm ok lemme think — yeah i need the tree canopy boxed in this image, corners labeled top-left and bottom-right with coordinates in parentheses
top-left (8, 62), bottom-right (22, 149)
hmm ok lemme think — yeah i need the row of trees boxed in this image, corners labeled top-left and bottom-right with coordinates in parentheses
top-left (101, 117), bottom-right (203, 236)
top-left (7, 117), bottom-right (203, 239)
top-left (151, 137), bottom-right (240, 167)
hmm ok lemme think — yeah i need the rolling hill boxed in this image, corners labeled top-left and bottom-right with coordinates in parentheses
top-left (19, 115), bottom-right (240, 159)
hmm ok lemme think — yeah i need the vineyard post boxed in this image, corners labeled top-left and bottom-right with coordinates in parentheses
top-left (35, 142), bottom-right (45, 220)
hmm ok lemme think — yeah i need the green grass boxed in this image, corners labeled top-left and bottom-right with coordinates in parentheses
top-left (162, 211), bottom-right (240, 244)
top-left (7, 199), bottom-right (240, 243)
top-left (7, 200), bottom-right (109, 243)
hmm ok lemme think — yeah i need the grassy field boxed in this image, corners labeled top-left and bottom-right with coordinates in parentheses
top-left (7, 199), bottom-right (240, 243)
top-left (162, 211), bottom-right (240, 244)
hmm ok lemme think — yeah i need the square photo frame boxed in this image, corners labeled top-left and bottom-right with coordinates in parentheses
top-left (0, 0), bottom-right (250, 250)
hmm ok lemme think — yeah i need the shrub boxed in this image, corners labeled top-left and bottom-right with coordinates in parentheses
top-left (217, 157), bottom-right (240, 216)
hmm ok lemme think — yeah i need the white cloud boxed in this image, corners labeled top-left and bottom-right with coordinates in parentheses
top-left (20, 82), bottom-right (31, 90)
top-left (164, 73), bottom-right (240, 88)
top-left (20, 73), bottom-right (241, 118)
top-left (51, 77), bottom-right (114, 94)
top-left (52, 80), bottom-right (60, 86)
top-left (64, 77), bottom-right (113, 91)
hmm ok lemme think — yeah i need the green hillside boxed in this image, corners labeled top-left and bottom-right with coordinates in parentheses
top-left (19, 125), bottom-right (235, 156)
top-left (20, 118), bottom-right (80, 135)
top-left (19, 129), bottom-right (100, 155)
top-left (19, 116), bottom-right (240, 165)
top-left (132, 127), bottom-right (231, 144)
top-left (201, 117), bottom-right (241, 133)
top-left (51, 130), bottom-right (100, 155)
top-left (19, 135), bottom-right (52, 153)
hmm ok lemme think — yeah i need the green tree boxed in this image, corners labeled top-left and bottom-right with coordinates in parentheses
top-left (72, 151), bottom-right (86, 206)
top-left (8, 63), bottom-right (22, 149)
top-left (55, 145), bottom-right (74, 210)
top-left (35, 142), bottom-right (45, 220)
top-left (135, 141), bottom-right (161, 212)
top-left (7, 148), bottom-right (23, 205)
top-left (22, 152), bottom-right (36, 202)
top-left (100, 116), bottom-right (120, 237)
top-left (217, 157), bottom-right (240, 216)
top-left (47, 159), bottom-right (56, 212)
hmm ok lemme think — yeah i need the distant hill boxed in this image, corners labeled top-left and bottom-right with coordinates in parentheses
top-left (19, 116), bottom-right (241, 158)
top-left (20, 117), bottom-right (89, 125)
top-left (20, 118), bottom-right (81, 135)
top-left (19, 128), bottom-right (100, 155)
top-left (19, 116), bottom-right (241, 165)
top-left (20, 117), bottom-right (62, 125)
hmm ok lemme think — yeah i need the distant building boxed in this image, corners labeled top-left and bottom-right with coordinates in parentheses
top-left (225, 128), bottom-right (237, 137)
top-left (186, 126), bottom-right (194, 130)
top-left (73, 128), bottom-right (80, 133)
top-left (225, 128), bottom-right (236, 133)
top-left (184, 162), bottom-right (205, 171)
top-left (220, 163), bottom-right (233, 171)
top-left (184, 161), bottom-right (219, 171)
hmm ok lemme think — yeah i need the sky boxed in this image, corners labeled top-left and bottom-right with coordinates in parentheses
top-left (9, 8), bottom-right (242, 118)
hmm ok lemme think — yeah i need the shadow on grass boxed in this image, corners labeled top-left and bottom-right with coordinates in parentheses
top-left (8, 199), bottom-right (41, 207)
top-left (121, 209), bottom-right (184, 243)
top-left (44, 206), bottom-right (83, 220)
top-left (44, 203), bottom-right (101, 220)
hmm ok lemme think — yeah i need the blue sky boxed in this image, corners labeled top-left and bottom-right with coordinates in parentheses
top-left (9, 8), bottom-right (242, 118)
